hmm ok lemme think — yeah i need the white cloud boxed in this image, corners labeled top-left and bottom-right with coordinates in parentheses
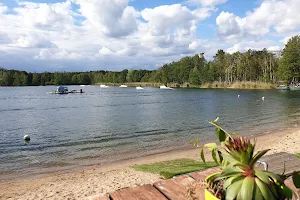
top-left (193, 7), bottom-right (217, 20)
top-left (216, 0), bottom-right (300, 40)
top-left (141, 4), bottom-right (196, 36)
top-left (34, 48), bottom-right (83, 60)
top-left (188, 0), bottom-right (227, 7)
top-left (0, 3), bottom-right (8, 14)
top-left (216, 12), bottom-right (242, 40)
top-left (14, 1), bottom-right (74, 30)
top-left (98, 47), bottom-right (114, 56)
top-left (226, 39), bottom-right (278, 54)
top-left (139, 4), bottom-right (215, 54)
top-left (71, 0), bottom-right (139, 38)
top-left (267, 46), bottom-right (282, 51)
top-left (10, 34), bottom-right (57, 48)
top-left (0, 32), bottom-right (11, 44)
top-left (189, 41), bottom-right (200, 50)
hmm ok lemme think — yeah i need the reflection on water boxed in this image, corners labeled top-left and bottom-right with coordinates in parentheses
top-left (0, 86), bottom-right (299, 177)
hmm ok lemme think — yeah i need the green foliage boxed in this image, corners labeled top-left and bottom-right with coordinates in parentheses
top-left (131, 158), bottom-right (216, 179)
top-left (194, 118), bottom-right (300, 200)
top-left (278, 35), bottom-right (300, 83)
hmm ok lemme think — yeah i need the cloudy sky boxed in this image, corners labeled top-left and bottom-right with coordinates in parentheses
top-left (0, 0), bottom-right (299, 72)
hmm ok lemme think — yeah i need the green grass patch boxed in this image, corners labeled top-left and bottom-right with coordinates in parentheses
top-left (296, 153), bottom-right (300, 159)
top-left (131, 158), bottom-right (216, 179)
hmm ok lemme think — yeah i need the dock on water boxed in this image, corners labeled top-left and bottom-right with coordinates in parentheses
top-left (49, 86), bottom-right (84, 94)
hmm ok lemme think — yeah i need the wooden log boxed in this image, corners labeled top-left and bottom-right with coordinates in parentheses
top-left (153, 175), bottom-right (195, 200)
top-left (110, 184), bottom-right (167, 200)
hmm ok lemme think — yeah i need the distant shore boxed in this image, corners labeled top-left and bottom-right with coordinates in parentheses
top-left (0, 126), bottom-right (299, 200)
top-left (96, 81), bottom-right (276, 90)
top-left (0, 81), bottom-right (278, 89)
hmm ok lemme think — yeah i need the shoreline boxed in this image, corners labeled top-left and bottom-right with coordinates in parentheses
top-left (1, 127), bottom-right (300, 199)
top-left (1, 81), bottom-right (276, 90)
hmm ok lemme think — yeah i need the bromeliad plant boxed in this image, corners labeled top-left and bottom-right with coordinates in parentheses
top-left (193, 118), bottom-right (300, 200)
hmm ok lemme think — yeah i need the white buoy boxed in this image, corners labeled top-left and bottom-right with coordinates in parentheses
top-left (136, 86), bottom-right (144, 90)
top-left (238, 95), bottom-right (240, 98)
top-left (262, 97), bottom-right (265, 101)
top-left (24, 135), bottom-right (30, 141)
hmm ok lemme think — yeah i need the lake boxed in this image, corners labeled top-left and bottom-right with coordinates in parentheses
top-left (0, 86), bottom-right (299, 178)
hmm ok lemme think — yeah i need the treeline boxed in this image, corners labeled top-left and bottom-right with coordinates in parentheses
top-left (0, 68), bottom-right (155, 86)
top-left (1, 36), bottom-right (299, 86)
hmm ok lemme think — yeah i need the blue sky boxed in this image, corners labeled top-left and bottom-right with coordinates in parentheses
top-left (0, 0), bottom-right (299, 72)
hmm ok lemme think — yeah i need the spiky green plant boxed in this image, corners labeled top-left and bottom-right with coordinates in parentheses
top-left (193, 118), bottom-right (300, 200)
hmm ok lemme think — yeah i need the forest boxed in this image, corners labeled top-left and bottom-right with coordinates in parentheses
top-left (0, 35), bottom-right (299, 87)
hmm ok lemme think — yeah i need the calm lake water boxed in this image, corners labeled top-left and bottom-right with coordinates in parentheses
top-left (0, 86), bottom-right (299, 179)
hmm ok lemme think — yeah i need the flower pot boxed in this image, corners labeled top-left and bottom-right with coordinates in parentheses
top-left (205, 172), bottom-right (221, 200)
top-left (205, 189), bottom-right (220, 200)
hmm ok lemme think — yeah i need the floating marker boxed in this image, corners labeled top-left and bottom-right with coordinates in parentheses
top-left (262, 97), bottom-right (265, 101)
top-left (24, 135), bottom-right (30, 141)
top-left (238, 95), bottom-right (240, 98)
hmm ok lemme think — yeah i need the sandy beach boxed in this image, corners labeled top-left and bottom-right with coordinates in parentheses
top-left (0, 127), bottom-right (299, 200)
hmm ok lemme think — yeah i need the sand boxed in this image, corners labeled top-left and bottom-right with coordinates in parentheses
top-left (0, 127), bottom-right (299, 200)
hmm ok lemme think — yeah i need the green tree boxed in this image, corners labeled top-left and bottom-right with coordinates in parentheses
top-left (278, 35), bottom-right (300, 83)
top-left (189, 66), bottom-right (201, 85)
top-left (120, 69), bottom-right (128, 83)
top-left (32, 73), bottom-right (40, 86)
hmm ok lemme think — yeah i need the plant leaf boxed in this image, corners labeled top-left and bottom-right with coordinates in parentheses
top-left (223, 175), bottom-right (243, 190)
top-left (225, 179), bottom-right (243, 200)
top-left (214, 117), bottom-right (219, 122)
top-left (231, 131), bottom-right (241, 136)
top-left (217, 171), bottom-right (243, 180)
top-left (253, 184), bottom-right (264, 200)
top-left (255, 177), bottom-right (275, 200)
top-left (194, 138), bottom-right (199, 147)
top-left (222, 154), bottom-right (240, 165)
top-left (263, 171), bottom-right (284, 184)
top-left (204, 143), bottom-right (217, 150)
top-left (292, 171), bottom-right (300, 188)
top-left (267, 183), bottom-right (279, 198)
top-left (240, 176), bottom-right (254, 200)
top-left (217, 150), bottom-right (223, 163)
top-left (233, 163), bottom-right (249, 170)
top-left (241, 152), bottom-right (250, 165)
top-left (249, 149), bottom-right (270, 166)
top-left (211, 149), bottom-right (219, 165)
top-left (254, 170), bottom-right (271, 184)
top-left (279, 184), bottom-right (293, 199)
top-left (200, 148), bottom-right (206, 164)
top-left (216, 128), bottom-right (226, 142)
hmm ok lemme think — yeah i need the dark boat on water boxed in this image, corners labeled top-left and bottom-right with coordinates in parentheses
top-left (49, 86), bottom-right (84, 94)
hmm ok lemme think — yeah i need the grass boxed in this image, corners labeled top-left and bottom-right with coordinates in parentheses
top-left (131, 158), bottom-right (216, 179)
top-left (201, 81), bottom-right (275, 89)
top-left (296, 153), bottom-right (300, 159)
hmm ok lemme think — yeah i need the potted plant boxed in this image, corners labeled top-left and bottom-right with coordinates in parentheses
top-left (192, 118), bottom-right (300, 200)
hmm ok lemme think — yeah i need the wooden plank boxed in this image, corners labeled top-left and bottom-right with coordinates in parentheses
top-left (110, 184), bottom-right (167, 200)
top-left (189, 167), bottom-right (221, 181)
top-left (153, 175), bottom-right (195, 200)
